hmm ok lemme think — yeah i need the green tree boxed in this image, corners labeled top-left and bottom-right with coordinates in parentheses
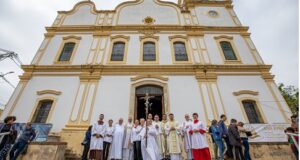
top-left (278, 83), bottom-right (299, 115)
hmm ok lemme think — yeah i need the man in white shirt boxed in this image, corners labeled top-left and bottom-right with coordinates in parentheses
top-left (131, 119), bottom-right (143, 160)
top-left (103, 119), bottom-right (113, 160)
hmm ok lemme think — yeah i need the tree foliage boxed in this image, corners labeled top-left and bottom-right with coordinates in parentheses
top-left (278, 83), bottom-right (299, 115)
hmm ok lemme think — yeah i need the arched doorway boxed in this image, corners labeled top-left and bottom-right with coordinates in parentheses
top-left (135, 85), bottom-right (164, 120)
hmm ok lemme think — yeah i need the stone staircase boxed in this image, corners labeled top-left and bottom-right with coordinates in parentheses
top-left (47, 133), bottom-right (81, 160)
top-left (65, 148), bottom-right (81, 160)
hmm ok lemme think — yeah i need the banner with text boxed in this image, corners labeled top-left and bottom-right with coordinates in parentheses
top-left (244, 123), bottom-right (290, 143)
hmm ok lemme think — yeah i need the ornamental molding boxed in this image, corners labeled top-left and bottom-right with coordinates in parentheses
top-left (233, 90), bottom-right (259, 96)
top-left (37, 90), bottom-right (62, 96)
top-left (131, 75), bottom-right (169, 82)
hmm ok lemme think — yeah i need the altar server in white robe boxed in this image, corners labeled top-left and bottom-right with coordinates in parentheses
top-left (139, 119), bottom-right (161, 160)
top-left (165, 113), bottom-right (182, 160)
top-left (123, 117), bottom-right (134, 160)
top-left (189, 113), bottom-right (211, 160)
top-left (110, 118), bottom-right (125, 160)
top-left (182, 114), bottom-right (193, 160)
top-left (90, 114), bottom-right (106, 160)
top-left (152, 114), bottom-right (164, 157)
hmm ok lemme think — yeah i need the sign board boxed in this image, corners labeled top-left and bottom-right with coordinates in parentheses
top-left (244, 123), bottom-right (290, 143)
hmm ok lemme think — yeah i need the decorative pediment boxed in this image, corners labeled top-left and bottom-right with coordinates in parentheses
top-left (131, 75), bottom-right (168, 82)
top-left (110, 35), bottom-right (130, 41)
top-left (214, 35), bottom-right (234, 40)
top-left (63, 35), bottom-right (82, 40)
top-left (169, 35), bottom-right (188, 41)
top-left (37, 90), bottom-right (62, 96)
top-left (233, 90), bottom-right (259, 96)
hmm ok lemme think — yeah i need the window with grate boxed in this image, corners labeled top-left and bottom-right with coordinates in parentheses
top-left (111, 42), bottom-right (125, 61)
top-left (143, 42), bottom-right (156, 61)
top-left (242, 100), bottom-right (263, 123)
top-left (174, 42), bottom-right (188, 61)
top-left (31, 100), bottom-right (53, 123)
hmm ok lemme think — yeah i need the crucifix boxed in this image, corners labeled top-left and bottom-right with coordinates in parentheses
top-left (140, 92), bottom-right (154, 147)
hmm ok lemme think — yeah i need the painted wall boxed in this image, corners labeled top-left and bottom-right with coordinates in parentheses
top-left (194, 6), bottom-right (236, 26)
top-left (62, 4), bottom-right (97, 25)
top-left (217, 75), bottom-right (288, 123)
top-left (2, 76), bottom-right (79, 132)
top-left (116, 0), bottom-right (181, 25)
top-left (38, 34), bottom-right (93, 65)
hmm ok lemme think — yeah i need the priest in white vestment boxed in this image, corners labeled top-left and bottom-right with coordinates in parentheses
top-left (152, 114), bottom-right (164, 157)
top-left (161, 114), bottom-right (169, 159)
top-left (110, 118), bottom-right (125, 160)
top-left (139, 119), bottom-right (161, 160)
top-left (182, 114), bottom-right (193, 160)
top-left (189, 113), bottom-right (211, 160)
top-left (123, 117), bottom-right (134, 160)
top-left (165, 113), bottom-right (182, 160)
top-left (90, 114), bottom-right (106, 160)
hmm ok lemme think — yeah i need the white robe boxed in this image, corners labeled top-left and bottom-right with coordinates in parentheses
top-left (90, 122), bottom-right (105, 150)
top-left (123, 122), bottom-right (134, 160)
top-left (152, 121), bottom-right (164, 155)
top-left (139, 125), bottom-right (161, 160)
top-left (165, 120), bottom-right (182, 160)
top-left (182, 120), bottom-right (193, 160)
top-left (189, 120), bottom-right (209, 149)
top-left (110, 124), bottom-right (125, 159)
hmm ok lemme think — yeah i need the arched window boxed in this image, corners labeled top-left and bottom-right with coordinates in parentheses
top-left (173, 42), bottom-right (188, 61)
top-left (220, 41), bottom-right (237, 60)
top-left (58, 42), bottom-right (76, 61)
top-left (143, 42), bottom-right (156, 61)
top-left (111, 42), bottom-right (125, 61)
top-left (31, 100), bottom-right (53, 123)
top-left (242, 100), bottom-right (263, 123)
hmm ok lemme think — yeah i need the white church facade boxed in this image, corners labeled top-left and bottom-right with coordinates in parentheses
top-left (1, 0), bottom-right (292, 156)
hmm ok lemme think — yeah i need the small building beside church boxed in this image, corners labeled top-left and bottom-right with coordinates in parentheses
top-left (1, 0), bottom-right (294, 159)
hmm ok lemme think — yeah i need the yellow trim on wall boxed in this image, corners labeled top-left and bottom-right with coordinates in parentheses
top-left (53, 36), bottom-right (81, 65)
top-left (238, 97), bottom-right (268, 124)
top-left (139, 37), bottom-right (159, 64)
top-left (28, 96), bottom-right (58, 123)
top-left (169, 36), bottom-right (193, 64)
top-left (214, 35), bottom-right (242, 64)
top-left (106, 35), bottom-right (130, 64)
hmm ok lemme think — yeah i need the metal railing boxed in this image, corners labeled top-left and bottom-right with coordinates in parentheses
top-left (286, 132), bottom-right (299, 150)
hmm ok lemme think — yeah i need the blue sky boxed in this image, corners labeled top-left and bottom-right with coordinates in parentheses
top-left (0, 0), bottom-right (298, 108)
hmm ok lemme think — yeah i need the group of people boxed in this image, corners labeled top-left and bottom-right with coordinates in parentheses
top-left (209, 115), bottom-right (252, 160)
top-left (81, 113), bottom-right (211, 160)
top-left (0, 116), bottom-right (36, 160)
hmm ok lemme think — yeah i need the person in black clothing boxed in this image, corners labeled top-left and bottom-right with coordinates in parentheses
top-left (81, 125), bottom-right (92, 160)
top-left (218, 114), bottom-right (233, 159)
top-left (228, 119), bottom-right (244, 160)
top-left (0, 116), bottom-right (17, 160)
top-left (9, 122), bottom-right (36, 160)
